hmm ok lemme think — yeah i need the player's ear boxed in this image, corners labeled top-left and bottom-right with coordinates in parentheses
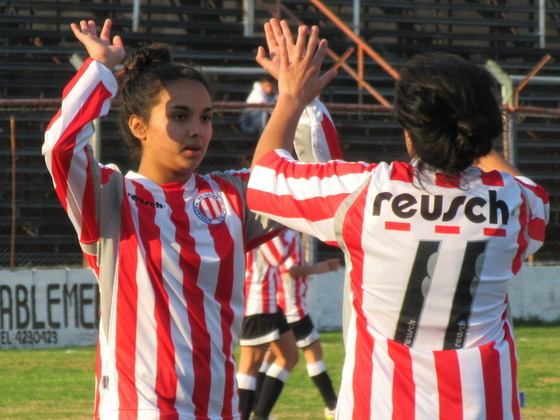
top-left (129, 114), bottom-right (147, 141)
top-left (404, 131), bottom-right (416, 158)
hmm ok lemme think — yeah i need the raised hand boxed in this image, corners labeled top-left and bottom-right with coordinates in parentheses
top-left (257, 19), bottom-right (330, 81)
top-left (70, 19), bottom-right (125, 70)
top-left (251, 19), bottom-right (337, 167)
top-left (257, 18), bottom-right (299, 79)
top-left (274, 20), bottom-right (335, 106)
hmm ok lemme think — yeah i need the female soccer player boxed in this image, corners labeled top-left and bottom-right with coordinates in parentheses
top-left (237, 230), bottom-right (300, 420)
top-left (274, 229), bottom-right (340, 420)
top-left (237, 99), bottom-right (342, 420)
top-left (248, 19), bottom-right (549, 419)
top-left (42, 19), bottom-right (329, 419)
top-left (238, 228), bottom-right (340, 420)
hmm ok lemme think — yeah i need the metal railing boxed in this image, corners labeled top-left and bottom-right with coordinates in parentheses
top-left (1, 99), bottom-right (559, 268)
top-left (2, 0), bottom-right (560, 267)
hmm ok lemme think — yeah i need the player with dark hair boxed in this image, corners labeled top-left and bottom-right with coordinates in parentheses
top-left (248, 19), bottom-right (549, 419)
top-left (42, 19), bottom-right (333, 419)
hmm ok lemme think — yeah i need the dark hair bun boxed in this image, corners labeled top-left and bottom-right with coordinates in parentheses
top-left (393, 52), bottom-right (502, 173)
top-left (123, 43), bottom-right (172, 76)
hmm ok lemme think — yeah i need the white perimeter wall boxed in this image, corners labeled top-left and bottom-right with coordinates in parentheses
top-left (0, 264), bottom-right (558, 349)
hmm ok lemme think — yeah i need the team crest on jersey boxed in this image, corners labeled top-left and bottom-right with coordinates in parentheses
top-left (193, 192), bottom-right (227, 225)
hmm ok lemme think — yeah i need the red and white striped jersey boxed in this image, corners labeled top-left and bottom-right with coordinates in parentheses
top-left (43, 59), bottom-right (285, 420)
top-left (275, 230), bottom-right (309, 323)
top-left (244, 230), bottom-right (292, 316)
top-left (247, 151), bottom-right (549, 420)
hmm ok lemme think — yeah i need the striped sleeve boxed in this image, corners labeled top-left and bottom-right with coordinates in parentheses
top-left (247, 150), bottom-right (374, 245)
top-left (514, 175), bottom-right (549, 258)
top-left (42, 58), bottom-right (118, 247)
top-left (293, 98), bottom-right (343, 163)
top-left (260, 231), bottom-right (292, 267)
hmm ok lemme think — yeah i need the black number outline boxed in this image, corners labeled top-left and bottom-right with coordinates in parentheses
top-left (394, 240), bottom-right (488, 348)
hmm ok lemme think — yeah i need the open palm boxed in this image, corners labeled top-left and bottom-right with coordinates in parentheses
top-left (70, 19), bottom-right (125, 70)
top-left (257, 19), bottom-right (303, 80)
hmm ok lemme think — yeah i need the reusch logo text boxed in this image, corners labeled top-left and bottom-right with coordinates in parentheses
top-left (372, 190), bottom-right (509, 225)
top-left (127, 193), bottom-right (165, 209)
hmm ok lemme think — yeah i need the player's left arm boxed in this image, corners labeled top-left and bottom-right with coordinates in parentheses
top-left (476, 151), bottom-right (549, 257)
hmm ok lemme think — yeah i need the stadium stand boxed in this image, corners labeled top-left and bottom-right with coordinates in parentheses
top-left (1, 0), bottom-right (560, 266)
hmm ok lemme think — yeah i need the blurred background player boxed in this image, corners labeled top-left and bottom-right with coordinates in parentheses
top-left (236, 231), bottom-right (299, 420)
top-left (264, 228), bottom-right (340, 420)
top-left (238, 76), bottom-right (278, 135)
top-left (237, 82), bottom-right (343, 420)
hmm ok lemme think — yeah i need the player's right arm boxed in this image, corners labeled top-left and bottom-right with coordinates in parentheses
top-left (251, 20), bottom-right (335, 167)
top-left (289, 258), bottom-right (340, 277)
top-left (42, 19), bottom-right (123, 246)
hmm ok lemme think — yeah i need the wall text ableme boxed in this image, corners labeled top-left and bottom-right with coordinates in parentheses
top-left (0, 278), bottom-right (99, 348)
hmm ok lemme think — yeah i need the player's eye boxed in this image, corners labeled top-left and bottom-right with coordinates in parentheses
top-left (202, 112), bottom-right (214, 122)
top-left (172, 113), bottom-right (187, 121)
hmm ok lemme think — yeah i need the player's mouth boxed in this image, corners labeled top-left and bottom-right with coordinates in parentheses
top-left (182, 145), bottom-right (203, 157)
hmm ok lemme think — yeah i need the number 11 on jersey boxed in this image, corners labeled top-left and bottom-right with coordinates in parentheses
top-left (394, 240), bottom-right (488, 348)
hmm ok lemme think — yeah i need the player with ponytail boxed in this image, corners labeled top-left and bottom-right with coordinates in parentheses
top-left (248, 19), bottom-right (549, 420)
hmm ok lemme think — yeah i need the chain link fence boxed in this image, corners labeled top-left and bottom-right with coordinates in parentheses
top-left (0, 103), bottom-right (557, 268)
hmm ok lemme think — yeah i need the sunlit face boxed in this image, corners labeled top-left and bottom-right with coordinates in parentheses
top-left (132, 78), bottom-right (213, 184)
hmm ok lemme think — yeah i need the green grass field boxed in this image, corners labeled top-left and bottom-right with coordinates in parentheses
top-left (0, 328), bottom-right (558, 419)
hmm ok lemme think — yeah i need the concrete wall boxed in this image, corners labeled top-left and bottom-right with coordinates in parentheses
top-left (0, 264), bottom-right (558, 349)
top-left (0, 268), bottom-right (98, 349)
top-left (507, 265), bottom-right (560, 322)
